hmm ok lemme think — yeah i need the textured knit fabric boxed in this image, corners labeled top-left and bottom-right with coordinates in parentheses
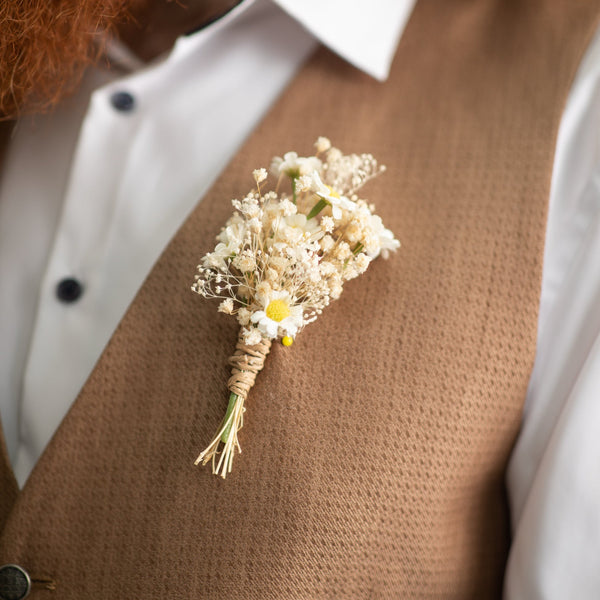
top-left (1, 1), bottom-right (599, 597)
top-left (0, 435), bottom-right (17, 534)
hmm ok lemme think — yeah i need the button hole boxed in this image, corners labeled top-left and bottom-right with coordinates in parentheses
top-left (31, 576), bottom-right (57, 591)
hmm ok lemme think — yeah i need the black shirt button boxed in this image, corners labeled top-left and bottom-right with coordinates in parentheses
top-left (56, 278), bottom-right (84, 303)
top-left (0, 564), bottom-right (31, 600)
top-left (110, 91), bottom-right (136, 112)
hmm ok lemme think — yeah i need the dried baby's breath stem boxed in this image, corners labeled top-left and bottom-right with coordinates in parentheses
top-left (194, 332), bottom-right (271, 478)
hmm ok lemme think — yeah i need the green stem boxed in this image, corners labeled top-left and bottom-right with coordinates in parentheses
top-left (307, 198), bottom-right (329, 220)
top-left (221, 392), bottom-right (238, 443)
top-left (291, 177), bottom-right (297, 204)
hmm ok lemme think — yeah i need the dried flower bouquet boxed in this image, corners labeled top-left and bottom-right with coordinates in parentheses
top-left (192, 137), bottom-right (399, 478)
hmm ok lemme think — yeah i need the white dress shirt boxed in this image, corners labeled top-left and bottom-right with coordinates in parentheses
top-left (0, 0), bottom-right (598, 596)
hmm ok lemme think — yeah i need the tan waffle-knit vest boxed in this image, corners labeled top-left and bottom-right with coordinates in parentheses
top-left (1, 1), bottom-right (599, 597)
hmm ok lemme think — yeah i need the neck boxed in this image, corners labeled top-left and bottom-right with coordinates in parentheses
top-left (117, 0), bottom-right (243, 62)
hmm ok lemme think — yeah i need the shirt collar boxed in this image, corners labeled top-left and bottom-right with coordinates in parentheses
top-left (107, 0), bottom-right (416, 82)
top-left (271, 0), bottom-right (416, 81)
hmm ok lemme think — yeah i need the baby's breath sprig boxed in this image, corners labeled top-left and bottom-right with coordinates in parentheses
top-left (192, 138), bottom-right (400, 478)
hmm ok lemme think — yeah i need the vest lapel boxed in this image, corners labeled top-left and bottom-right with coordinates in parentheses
top-left (0, 433), bottom-right (17, 532)
top-left (1, 1), bottom-right (600, 597)
top-left (0, 121), bottom-right (19, 529)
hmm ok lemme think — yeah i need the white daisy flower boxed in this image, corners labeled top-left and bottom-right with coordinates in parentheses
top-left (366, 214), bottom-right (401, 259)
top-left (273, 214), bottom-right (322, 244)
top-left (271, 152), bottom-right (322, 178)
top-left (301, 171), bottom-right (356, 219)
top-left (202, 239), bottom-right (239, 270)
top-left (250, 290), bottom-right (303, 339)
top-left (217, 216), bottom-right (246, 247)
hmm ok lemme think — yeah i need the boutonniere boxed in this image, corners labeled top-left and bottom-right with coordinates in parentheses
top-left (192, 137), bottom-right (400, 478)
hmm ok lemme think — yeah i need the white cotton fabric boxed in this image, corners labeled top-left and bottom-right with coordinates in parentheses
top-left (272, 0), bottom-right (414, 81)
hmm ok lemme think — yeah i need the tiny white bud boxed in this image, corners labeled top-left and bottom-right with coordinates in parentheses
top-left (315, 137), bottom-right (331, 153)
top-left (253, 168), bottom-right (268, 184)
top-left (218, 298), bottom-right (234, 314)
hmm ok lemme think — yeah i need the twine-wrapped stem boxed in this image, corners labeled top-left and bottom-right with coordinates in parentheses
top-left (194, 330), bottom-right (271, 478)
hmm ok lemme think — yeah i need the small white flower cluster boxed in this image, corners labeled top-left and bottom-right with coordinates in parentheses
top-left (192, 138), bottom-right (400, 346)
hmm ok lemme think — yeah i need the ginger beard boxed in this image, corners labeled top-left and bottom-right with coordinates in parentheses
top-left (0, 0), bottom-right (132, 120)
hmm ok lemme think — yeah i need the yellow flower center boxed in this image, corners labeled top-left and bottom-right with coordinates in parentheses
top-left (265, 299), bottom-right (291, 322)
top-left (326, 185), bottom-right (340, 199)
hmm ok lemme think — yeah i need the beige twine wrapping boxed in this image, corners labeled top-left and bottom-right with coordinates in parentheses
top-left (227, 333), bottom-right (272, 398)
top-left (195, 329), bottom-right (271, 477)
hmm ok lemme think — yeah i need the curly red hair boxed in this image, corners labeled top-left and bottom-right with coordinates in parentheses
top-left (0, 0), bottom-right (131, 119)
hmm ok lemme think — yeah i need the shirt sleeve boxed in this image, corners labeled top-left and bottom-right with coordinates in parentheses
top-left (504, 22), bottom-right (600, 600)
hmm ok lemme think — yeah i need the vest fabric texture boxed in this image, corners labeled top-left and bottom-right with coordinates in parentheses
top-left (1, 1), bottom-right (599, 597)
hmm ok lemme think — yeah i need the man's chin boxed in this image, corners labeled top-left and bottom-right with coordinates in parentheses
top-left (0, 0), bottom-right (131, 120)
